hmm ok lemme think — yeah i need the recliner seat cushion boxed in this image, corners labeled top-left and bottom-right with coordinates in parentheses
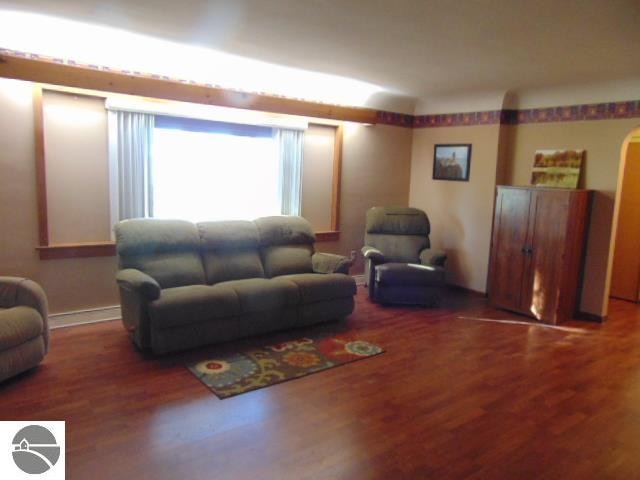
top-left (0, 306), bottom-right (44, 351)
top-left (149, 285), bottom-right (240, 330)
top-left (216, 278), bottom-right (299, 313)
top-left (375, 263), bottom-right (444, 286)
top-left (277, 273), bottom-right (357, 303)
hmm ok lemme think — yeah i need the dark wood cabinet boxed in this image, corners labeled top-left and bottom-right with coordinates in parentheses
top-left (488, 186), bottom-right (592, 324)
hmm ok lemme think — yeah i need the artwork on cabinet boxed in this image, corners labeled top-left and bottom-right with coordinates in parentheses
top-left (530, 149), bottom-right (584, 188)
top-left (433, 144), bottom-right (471, 181)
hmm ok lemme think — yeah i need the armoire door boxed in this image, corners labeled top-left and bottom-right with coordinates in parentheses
top-left (489, 188), bottom-right (531, 311)
top-left (520, 190), bottom-right (569, 322)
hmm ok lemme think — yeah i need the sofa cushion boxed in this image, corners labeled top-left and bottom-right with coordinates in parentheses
top-left (149, 285), bottom-right (240, 330)
top-left (122, 252), bottom-right (206, 289)
top-left (277, 273), bottom-right (357, 303)
top-left (116, 218), bottom-right (202, 255)
top-left (216, 278), bottom-right (299, 313)
top-left (0, 306), bottom-right (43, 351)
top-left (375, 263), bottom-right (445, 286)
top-left (198, 220), bottom-right (261, 249)
top-left (116, 219), bottom-right (205, 288)
top-left (261, 245), bottom-right (314, 278)
top-left (254, 216), bottom-right (316, 246)
top-left (365, 207), bottom-right (430, 236)
top-left (198, 221), bottom-right (265, 284)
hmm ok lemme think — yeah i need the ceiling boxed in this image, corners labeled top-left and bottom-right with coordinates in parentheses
top-left (1, 0), bottom-right (639, 110)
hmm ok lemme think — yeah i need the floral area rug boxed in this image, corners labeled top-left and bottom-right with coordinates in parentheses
top-left (187, 333), bottom-right (384, 399)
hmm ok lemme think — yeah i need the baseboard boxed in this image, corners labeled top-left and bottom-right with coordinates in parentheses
top-left (49, 305), bottom-right (121, 329)
top-left (576, 311), bottom-right (606, 323)
top-left (446, 284), bottom-right (487, 297)
top-left (353, 274), bottom-right (365, 286)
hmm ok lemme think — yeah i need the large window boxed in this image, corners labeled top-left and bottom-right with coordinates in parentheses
top-left (152, 117), bottom-right (280, 222)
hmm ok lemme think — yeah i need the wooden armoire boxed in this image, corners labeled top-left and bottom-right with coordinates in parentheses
top-left (488, 186), bottom-right (592, 324)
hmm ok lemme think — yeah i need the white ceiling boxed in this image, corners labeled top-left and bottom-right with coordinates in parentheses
top-left (1, 0), bottom-right (639, 112)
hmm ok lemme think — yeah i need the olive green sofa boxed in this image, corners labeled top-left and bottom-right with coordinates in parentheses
top-left (0, 277), bottom-right (49, 382)
top-left (114, 216), bottom-right (355, 354)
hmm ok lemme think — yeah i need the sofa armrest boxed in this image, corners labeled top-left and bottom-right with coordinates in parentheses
top-left (312, 252), bottom-right (352, 275)
top-left (419, 248), bottom-right (447, 267)
top-left (116, 269), bottom-right (161, 301)
top-left (361, 246), bottom-right (385, 265)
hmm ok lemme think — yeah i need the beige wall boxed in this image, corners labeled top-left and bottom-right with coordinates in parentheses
top-left (408, 118), bottom-right (640, 316)
top-left (301, 124), bottom-right (334, 231)
top-left (409, 124), bottom-right (501, 292)
top-left (0, 79), bottom-right (413, 313)
top-left (504, 119), bottom-right (640, 316)
top-left (317, 123), bottom-right (413, 273)
top-left (0, 79), bottom-right (119, 313)
top-left (43, 90), bottom-right (111, 244)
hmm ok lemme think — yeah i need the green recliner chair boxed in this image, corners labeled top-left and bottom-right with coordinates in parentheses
top-left (0, 277), bottom-right (49, 382)
top-left (362, 207), bottom-right (447, 305)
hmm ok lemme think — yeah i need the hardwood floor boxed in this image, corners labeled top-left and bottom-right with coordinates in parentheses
top-left (2, 288), bottom-right (640, 479)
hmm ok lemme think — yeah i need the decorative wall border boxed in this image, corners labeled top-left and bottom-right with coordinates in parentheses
top-left (410, 101), bottom-right (640, 128)
top-left (1, 48), bottom-right (639, 129)
top-left (512, 101), bottom-right (640, 124)
top-left (413, 110), bottom-right (506, 128)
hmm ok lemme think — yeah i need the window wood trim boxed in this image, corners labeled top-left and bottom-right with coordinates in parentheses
top-left (1, 52), bottom-right (378, 124)
top-left (33, 88), bottom-right (344, 259)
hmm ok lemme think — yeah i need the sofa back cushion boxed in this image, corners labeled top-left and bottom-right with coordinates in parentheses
top-left (365, 207), bottom-right (430, 263)
top-left (198, 221), bottom-right (265, 284)
top-left (115, 219), bottom-right (205, 288)
top-left (254, 216), bottom-right (315, 277)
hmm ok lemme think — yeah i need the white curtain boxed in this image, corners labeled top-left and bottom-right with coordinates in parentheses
top-left (108, 111), bottom-right (155, 228)
top-left (276, 128), bottom-right (304, 216)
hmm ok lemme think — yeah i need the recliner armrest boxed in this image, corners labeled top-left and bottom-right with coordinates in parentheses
top-left (312, 252), bottom-right (352, 275)
top-left (0, 276), bottom-right (48, 317)
top-left (116, 269), bottom-right (161, 301)
top-left (419, 248), bottom-right (447, 267)
top-left (361, 246), bottom-right (385, 264)
top-left (0, 276), bottom-right (50, 353)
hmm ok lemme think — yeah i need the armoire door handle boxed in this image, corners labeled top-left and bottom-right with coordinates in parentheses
top-left (521, 246), bottom-right (533, 255)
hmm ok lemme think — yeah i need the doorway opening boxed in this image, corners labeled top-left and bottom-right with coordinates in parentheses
top-left (609, 127), bottom-right (640, 304)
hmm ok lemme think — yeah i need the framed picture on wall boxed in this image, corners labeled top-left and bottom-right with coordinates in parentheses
top-left (433, 144), bottom-right (472, 181)
top-left (530, 149), bottom-right (584, 188)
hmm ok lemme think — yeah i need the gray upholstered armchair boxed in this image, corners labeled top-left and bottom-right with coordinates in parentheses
top-left (362, 207), bottom-right (447, 305)
top-left (0, 277), bottom-right (49, 382)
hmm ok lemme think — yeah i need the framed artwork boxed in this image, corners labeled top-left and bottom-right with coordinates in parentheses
top-left (531, 149), bottom-right (584, 188)
top-left (433, 144), bottom-right (471, 181)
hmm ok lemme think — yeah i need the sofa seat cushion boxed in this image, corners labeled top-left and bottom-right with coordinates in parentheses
top-left (216, 278), bottom-right (299, 313)
top-left (149, 285), bottom-right (240, 330)
top-left (375, 263), bottom-right (444, 286)
top-left (0, 306), bottom-right (43, 351)
top-left (277, 273), bottom-right (357, 303)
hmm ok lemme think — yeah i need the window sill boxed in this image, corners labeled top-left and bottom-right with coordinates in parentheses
top-left (36, 242), bottom-right (116, 260)
top-left (37, 231), bottom-right (340, 260)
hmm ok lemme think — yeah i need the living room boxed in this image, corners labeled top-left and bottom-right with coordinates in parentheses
top-left (1, 1), bottom-right (640, 478)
